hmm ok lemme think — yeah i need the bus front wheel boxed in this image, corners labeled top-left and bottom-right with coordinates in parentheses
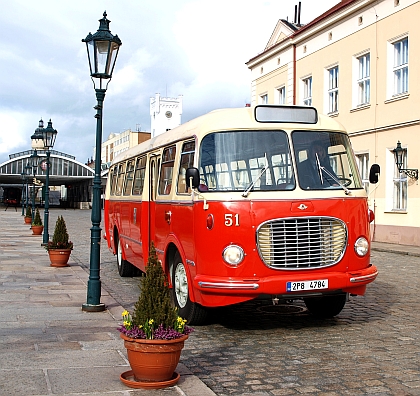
top-left (116, 235), bottom-right (134, 277)
top-left (172, 252), bottom-right (207, 325)
top-left (304, 293), bottom-right (347, 318)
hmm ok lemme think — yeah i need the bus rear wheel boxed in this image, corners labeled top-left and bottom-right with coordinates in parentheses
top-left (172, 252), bottom-right (207, 325)
top-left (116, 235), bottom-right (134, 277)
top-left (304, 293), bottom-right (347, 318)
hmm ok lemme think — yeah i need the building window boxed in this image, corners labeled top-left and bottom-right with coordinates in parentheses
top-left (260, 94), bottom-right (268, 104)
top-left (393, 147), bottom-right (407, 211)
top-left (302, 77), bottom-right (312, 106)
top-left (393, 37), bottom-right (408, 95)
top-left (277, 86), bottom-right (286, 104)
top-left (358, 53), bottom-right (370, 105)
top-left (356, 153), bottom-right (369, 193)
top-left (328, 66), bottom-right (339, 113)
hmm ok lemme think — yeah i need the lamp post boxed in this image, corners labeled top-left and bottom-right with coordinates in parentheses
top-left (25, 163), bottom-right (32, 211)
top-left (393, 141), bottom-right (418, 181)
top-left (21, 172), bottom-right (26, 216)
top-left (41, 119), bottom-right (58, 245)
top-left (82, 12), bottom-right (121, 312)
top-left (29, 149), bottom-right (39, 223)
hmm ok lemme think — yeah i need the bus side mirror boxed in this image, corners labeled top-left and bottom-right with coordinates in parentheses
top-left (369, 164), bottom-right (380, 184)
top-left (186, 167), bottom-right (200, 189)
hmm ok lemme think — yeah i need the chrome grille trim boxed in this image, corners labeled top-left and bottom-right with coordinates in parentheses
top-left (256, 216), bottom-right (347, 270)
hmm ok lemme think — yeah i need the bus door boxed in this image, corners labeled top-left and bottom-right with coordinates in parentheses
top-left (129, 157), bottom-right (146, 265)
top-left (152, 146), bottom-right (176, 253)
top-left (147, 153), bottom-right (160, 250)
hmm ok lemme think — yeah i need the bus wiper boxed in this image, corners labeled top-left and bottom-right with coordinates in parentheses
top-left (315, 154), bottom-right (324, 185)
top-left (315, 154), bottom-right (351, 195)
top-left (242, 153), bottom-right (268, 198)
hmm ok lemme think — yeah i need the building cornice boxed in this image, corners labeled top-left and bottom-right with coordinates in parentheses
top-left (348, 119), bottom-right (420, 137)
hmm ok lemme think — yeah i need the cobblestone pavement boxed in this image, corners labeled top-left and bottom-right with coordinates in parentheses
top-left (54, 208), bottom-right (420, 396)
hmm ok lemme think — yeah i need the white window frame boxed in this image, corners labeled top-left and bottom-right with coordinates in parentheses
top-left (393, 146), bottom-right (408, 211)
top-left (357, 53), bottom-right (370, 106)
top-left (327, 66), bottom-right (339, 113)
top-left (393, 37), bottom-right (408, 96)
top-left (276, 86), bottom-right (286, 105)
top-left (355, 152), bottom-right (369, 193)
top-left (386, 147), bottom-right (408, 211)
top-left (302, 76), bottom-right (312, 106)
top-left (260, 94), bottom-right (268, 104)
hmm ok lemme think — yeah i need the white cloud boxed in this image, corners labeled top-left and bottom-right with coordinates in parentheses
top-left (0, 112), bottom-right (35, 156)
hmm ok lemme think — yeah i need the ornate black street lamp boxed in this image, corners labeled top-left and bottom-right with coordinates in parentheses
top-left (82, 12), bottom-right (122, 312)
top-left (41, 119), bottom-right (57, 245)
top-left (393, 141), bottom-right (418, 181)
top-left (29, 149), bottom-right (39, 223)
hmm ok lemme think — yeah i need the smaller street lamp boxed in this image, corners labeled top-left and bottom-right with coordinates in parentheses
top-left (20, 172), bottom-right (26, 216)
top-left (42, 119), bottom-right (57, 245)
top-left (29, 149), bottom-right (39, 223)
top-left (393, 141), bottom-right (418, 181)
top-left (24, 163), bottom-right (32, 212)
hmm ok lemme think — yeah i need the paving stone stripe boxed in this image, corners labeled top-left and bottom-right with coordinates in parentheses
top-left (1, 208), bottom-right (420, 395)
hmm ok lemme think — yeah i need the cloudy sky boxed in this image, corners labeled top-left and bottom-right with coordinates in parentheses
top-left (0, 0), bottom-right (338, 165)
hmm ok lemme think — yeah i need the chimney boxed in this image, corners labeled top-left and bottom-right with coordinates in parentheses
top-left (298, 2), bottom-right (301, 25)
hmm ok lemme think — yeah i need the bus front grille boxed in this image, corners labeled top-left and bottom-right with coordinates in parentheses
top-left (256, 217), bottom-right (347, 270)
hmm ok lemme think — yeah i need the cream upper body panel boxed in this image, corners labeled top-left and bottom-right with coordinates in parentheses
top-left (111, 106), bottom-right (347, 166)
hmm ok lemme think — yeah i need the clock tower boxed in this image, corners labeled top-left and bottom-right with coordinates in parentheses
top-left (150, 93), bottom-right (183, 138)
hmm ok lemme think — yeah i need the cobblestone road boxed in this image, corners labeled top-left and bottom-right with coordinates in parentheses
top-left (55, 208), bottom-right (420, 396)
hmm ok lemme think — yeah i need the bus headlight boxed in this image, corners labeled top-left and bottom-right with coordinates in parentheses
top-left (354, 237), bottom-right (369, 257)
top-left (222, 245), bottom-right (245, 266)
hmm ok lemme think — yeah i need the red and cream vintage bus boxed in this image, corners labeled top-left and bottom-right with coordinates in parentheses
top-left (104, 105), bottom-right (379, 324)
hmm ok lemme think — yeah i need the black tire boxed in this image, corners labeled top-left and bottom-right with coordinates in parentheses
top-left (172, 252), bottom-right (208, 325)
top-left (304, 293), bottom-right (347, 318)
top-left (116, 234), bottom-right (134, 277)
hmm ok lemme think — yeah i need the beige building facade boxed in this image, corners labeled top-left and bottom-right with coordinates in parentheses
top-left (247, 0), bottom-right (419, 246)
top-left (101, 129), bottom-right (151, 167)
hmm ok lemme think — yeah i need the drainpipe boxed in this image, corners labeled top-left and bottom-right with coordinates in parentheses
top-left (293, 43), bottom-right (296, 105)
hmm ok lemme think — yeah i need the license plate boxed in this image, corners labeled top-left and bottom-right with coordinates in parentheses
top-left (286, 279), bottom-right (328, 292)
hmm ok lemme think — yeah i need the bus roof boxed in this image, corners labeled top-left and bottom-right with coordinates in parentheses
top-left (112, 105), bottom-right (347, 165)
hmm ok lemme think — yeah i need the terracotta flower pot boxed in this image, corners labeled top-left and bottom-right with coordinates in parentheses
top-left (48, 249), bottom-right (71, 267)
top-left (120, 333), bottom-right (187, 388)
top-left (32, 225), bottom-right (44, 235)
top-left (24, 216), bottom-right (32, 224)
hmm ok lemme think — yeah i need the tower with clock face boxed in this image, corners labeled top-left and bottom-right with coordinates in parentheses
top-left (150, 93), bottom-right (183, 138)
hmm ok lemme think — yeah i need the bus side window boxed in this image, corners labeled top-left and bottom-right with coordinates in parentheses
top-left (158, 145), bottom-right (176, 195)
top-left (115, 163), bottom-right (126, 196)
top-left (110, 166), bottom-right (118, 195)
top-left (123, 160), bottom-right (135, 195)
top-left (177, 141), bottom-right (195, 194)
top-left (132, 156), bottom-right (146, 196)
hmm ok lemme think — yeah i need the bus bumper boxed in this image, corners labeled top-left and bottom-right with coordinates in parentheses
top-left (193, 264), bottom-right (378, 307)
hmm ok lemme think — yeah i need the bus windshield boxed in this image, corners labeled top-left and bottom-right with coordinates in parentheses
top-left (198, 131), bottom-right (294, 192)
top-left (292, 131), bottom-right (363, 190)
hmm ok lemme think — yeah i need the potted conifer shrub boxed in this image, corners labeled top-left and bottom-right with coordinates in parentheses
top-left (44, 215), bottom-right (73, 267)
top-left (118, 242), bottom-right (192, 389)
top-left (31, 208), bottom-right (44, 235)
top-left (24, 206), bottom-right (32, 224)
